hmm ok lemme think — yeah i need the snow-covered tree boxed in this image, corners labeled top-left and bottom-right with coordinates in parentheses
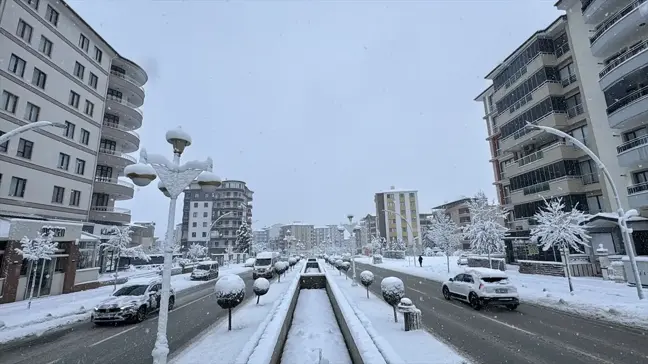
top-left (15, 229), bottom-right (58, 309)
top-left (428, 211), bottom-right (462, 273)
top-left (251, 238), bottom-right (267, 256)
top-left (100, 226), bottom-right (150, 291)
top-left (462, 191), bottom-right (509, 269)
top-left (530, 197), bottom-right (591, 292)
top-left (234, 221), bottom-right (252, 253)
top-left (187, 243), bottom-right (208, 261)
top-left (295, 240), bottom-right (306, 252)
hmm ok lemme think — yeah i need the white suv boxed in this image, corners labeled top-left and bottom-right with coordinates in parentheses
top-left (441, 268), bottom-right (519, 310)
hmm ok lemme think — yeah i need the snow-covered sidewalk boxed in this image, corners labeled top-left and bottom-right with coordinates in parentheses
top-left (355, 256), bottom-right (648, 328)
top-left (324, 262), bottom-right (468, 364)
top-left (0, 264), bottom-right (251, 344)
top-left (170, 263), bottom-right (303, 364)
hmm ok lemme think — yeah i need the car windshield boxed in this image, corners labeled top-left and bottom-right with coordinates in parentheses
top-left (113, 285), bottom-right (148, 297)
top-left (255, 258), bottom-right (271, 266)
top-left (481, 277), bottom-right (508, 283)
top-left (196, 264), bottom-right (211, 270)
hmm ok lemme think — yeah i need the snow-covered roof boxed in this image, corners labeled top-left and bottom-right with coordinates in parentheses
top-left (465, 268), bottom-right (508, 278)
top-left (376, 187), bottom-right (417, 194)
top-left (584, 212), bottom-right (648, 224)
top-left (80, 232), bottom-right (101, 242)
top-left (256, 252), bottom-right (274, 258)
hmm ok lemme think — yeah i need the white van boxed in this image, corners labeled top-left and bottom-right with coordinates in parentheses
top-left (253, 252), bottom-right (276, 279)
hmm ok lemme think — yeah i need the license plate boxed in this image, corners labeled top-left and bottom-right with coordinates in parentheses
top-left (496, 289), bottom-right (508, 294)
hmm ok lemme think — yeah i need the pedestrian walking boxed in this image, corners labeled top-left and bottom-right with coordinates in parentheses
top-left (418, 255), bottom-right (423, 267)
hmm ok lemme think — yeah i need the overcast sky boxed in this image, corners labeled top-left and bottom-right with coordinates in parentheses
top-left (69, 0), bottom-right (561, 234)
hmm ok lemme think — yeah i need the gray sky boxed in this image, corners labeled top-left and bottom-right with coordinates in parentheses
top-left (69, 0), bottom-right (561, 234)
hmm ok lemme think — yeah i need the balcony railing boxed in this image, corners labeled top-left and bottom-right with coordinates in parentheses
top-left (109, 70), bottom-right (145, 92)
top-left (590, 0), bottom-right (647, 45)
top-left (102, 121), bottom-right (140, 139)
top-left (599, 39), bottom-right (648, 79)
top-left (628, 182), bottom-right (648, 195)
top-left (607, 84), bottom-right (648, 115)
top-left (518, 176), bottom-right (582, 196)
top-left (555, 42), bottom-right (571, 58)
top-left (516, 150), bottom-right (544, 167)
top-left (98, 148), bottom-right (137, 163)
top-left (561, 74), bottom-right (577, 87)
top-left (94, 176), bottom-right (135, 189)
top-left (617, 134), bottom-right (648, 154)
top-left (106, 94), bottom-right (143, 116)
top-left (90, 206), bottom-right (131, 214)
top-left (581, 172), bottom-right (600, 185)
top-left (567, 104), bottom-right (584, 119)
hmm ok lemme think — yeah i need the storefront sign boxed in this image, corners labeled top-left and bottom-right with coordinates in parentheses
top-left (41, 226), bottom-right (66, 237)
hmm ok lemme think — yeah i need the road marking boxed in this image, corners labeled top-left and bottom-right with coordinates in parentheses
top-left (45, 360), bottom-right (61, 364)
top-left (409, 287), bottom-right (428, 296)
top-left (88, 326), bottom-right (139, 347)
top-left (477, 314), bottom-right (537, 336)
top-left (175, 292), bottom-right (215, 311)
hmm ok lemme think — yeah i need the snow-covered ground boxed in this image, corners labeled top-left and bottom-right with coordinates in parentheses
top-left (281, 289), bottom-right (351, 364)
top-left (171, 263), bottom-right (303, 364)
top-left (325, 263), bottom-right (468, 364)
top-left (0, 264), bottom-right (251, 344)
top-left (355, 256), bottom-right (648, 328)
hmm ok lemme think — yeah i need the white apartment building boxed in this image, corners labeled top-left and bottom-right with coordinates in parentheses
top-left (0, 0), bottom-right (146, 224)
top-left (374, 187), bottom-right (421, 248)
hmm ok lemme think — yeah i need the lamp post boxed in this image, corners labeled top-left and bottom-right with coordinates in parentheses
top-left (124, 127), bottom-right (222, 364)
top-left (339, 215), bottom-right (360, 286)
top-left (205, 211), bottom-right (234, 251)
top-left (0, 121), bottom-right (67, 144)
top-left (526, 123), bottom-right (644, 300)
top-left (383, 209), bottom-right (419, 267)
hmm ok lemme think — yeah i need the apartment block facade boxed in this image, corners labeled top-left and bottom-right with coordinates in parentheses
top-left (0, 0), bottom-right (146, 224)
top-left (375, 187), bottom-right (421, 248)
top-left (180, 180), bottom-right (254, 255)
top-left (279, 223), bottom-right (314, 252)
top-left (432, 198), bottom-right (474, 250)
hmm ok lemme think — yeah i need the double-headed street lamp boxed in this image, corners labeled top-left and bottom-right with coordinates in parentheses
top-left (339, 214), bottom-right (361, 286)
top-left (0, 121), bottom-right (67, 144)
top-left (526, 123), bottom-right (644, 300)
top-left (124, 127), bottom-right (222, 364)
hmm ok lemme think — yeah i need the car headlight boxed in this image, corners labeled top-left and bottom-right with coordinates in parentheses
top-left (93, 307), bottom-right (99, 311)
top-left (120, 304), bottom-right (137, 310)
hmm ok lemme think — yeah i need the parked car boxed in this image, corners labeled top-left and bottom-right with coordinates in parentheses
top-left (441, 268), bottom-right (519, 310)
top-left (92, 277), bottom-right (175, 325)
top-left (190, 261), bottom-right (220, 280)
top-left (253, 252), bottom-right (277, 279)
top-left (244, 258), bottom-right (256, 267)
top-left (457, 254), bottom-right (469, 266)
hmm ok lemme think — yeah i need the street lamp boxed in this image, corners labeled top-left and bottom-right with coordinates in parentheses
top-left (526, 123), bottom-right (644, 300)
top-left (124, 127), bottom-right (222, 364)
top-left (339, 215), bottom-right (360, 286)
top-left (0, 121), bottom-right (67, 144)
top-left (382, 209), bottom-right (419, 267)
top-left (205, 211), bottom-right (234, 250)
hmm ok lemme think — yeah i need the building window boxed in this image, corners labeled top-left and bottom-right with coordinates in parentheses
top-left (202, 232), bottom-right (207, 238)
top-left (203, 222), bottom-right (207, 227)
top-left (24, 103), bottom-right (40, 122)
top-left (100, 138), bottom-right (116, 151)
top-left (191, 232), bottom-right (196, 238)
top-left (16, 19), bottom-right (33, 43)
top-left (80, 128), bottom-right (90, 145)
top-left (78, 34), bottom-right (89, 52)
top-left (2, 91), bottom-right (18, 114)
top-left (32, 68), bottom-right (47, 89)
top-left (39, 36), bottom-right (52, 57)
top-left (193, 212), bottom-right (198, 218)
top-left (70, 189), bottom-right (81, 206)
top-left (26, 0), bottom-right (39, 10)
top-left (0, 131), bottom-right (8, 152)
top-left (46, 5), bottom-right (59, 26)
top-left (75, 159), bottom-right (85, 175)
top-left (192, 222), bottom-right (197, 227)
top-left (107, 88), bottom-right (122, 101)
top-left (204, 202), bottom-right (208, 207)
top-left (94, 47), bottom-right (103, 63)
top-left (64, 121), bottom-right (75, 139)
top-left (84, 100), bottom-right (94, 116)
top-left (193, 202), bottom-right (198, 207)
top-left (89, 73), bottom-right (98, 89)
top-left (9, 54), bottom-right (26, 77)
top-left (76, 241), bottom-right (97, 269)
top-left (17, 138), bottom-right (33, 159)
top-left (203, 212), bottom-right (208, 217)
top-left (9, 177), bottom-right (27, 197)
top-left (68, 91), bottom-right (80, 108)
top-left (58, 153), bottom-right (70, 170)
top-left (459, 216), bottom-right (471, 223)
top-left (52, 186), bottom-right (65, 204)
top-left (73, 62), bottom-right (85, 79)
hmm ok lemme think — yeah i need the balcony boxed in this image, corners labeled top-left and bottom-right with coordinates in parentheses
top-left (505, 142), bottom-right (585, 176)
top-left (492, 53), bottom-right (558, 101)
top-left (607, 85), bottom-right (648, 129)
top-left (112, 56), bottom-right (147, 87)
top-left (627, 182), bottom-right (648, 210)
top-left (93, 177), bottom-right (135, 200)
top-left (105, 95), bottom-right (143, 129)
top-left (583, 0), bottom-right (631, 25)
top-left (499, 82), bottom-right (564, 125)
top-left (89, 206), bottom-right (131, 224)
top-left (101, 121), bottom-right (140, 152)
top-left (590, 0), bottom-right (648, 58)
top-left (109, 71), bottom-right (145, 107)
top-left (97, 148), bottom-right (136, 167)
top-left (599, 40), bottom-right (648, 90)
top-left (499, 111), bottom-right (569, 152)
top-left (617, 135), bottom-right (648, 167)
top-left (510, 176), bottom-right (584, 204)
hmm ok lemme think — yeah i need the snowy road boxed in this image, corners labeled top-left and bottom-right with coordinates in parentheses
top-left (0, 270), bottom-right (256, 364)
top-left (353, 262), bottom-right (648, 364)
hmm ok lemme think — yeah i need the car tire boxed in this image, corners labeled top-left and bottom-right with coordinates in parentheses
top-left (469, 292), bottom-right (482, 311)
top-left (135, 306), bottom-right (147, 323)
top-left (168, 296), bottom-right (175, 311)
top-left (506, 304), bottom-right (518, 311)
top-left (442, 286), bottom-right (451, 300)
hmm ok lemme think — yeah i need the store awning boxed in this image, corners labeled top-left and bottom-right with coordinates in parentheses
top-left (80, 232), bottom-right (101, 242)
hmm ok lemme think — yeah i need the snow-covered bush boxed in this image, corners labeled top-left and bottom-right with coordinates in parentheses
top-left (340, 262), bottom-right (351, 279)
top-left (427, 210), bottom-right (462, 273)
top-left (274, 261), bottom-right (287, 282)
top-left (381, 277), bottom-right (405, 322)
top-left (15, 229), bottom-right (58, 309)
top-left (288, 257), bottom-right (297, 268)
top-left (531, 197), bottom-right (591, 293)
top-left (253, 278), bottom-right (270, 305)
top-left (462, 191), bottom-right (508, 269)
top-left (234, 221), bottom-right (252, 253)
top-left (214, 274), bottom-right (246, 330)
top-left (187, 243), bottom-right (208, 261)
top-left (334, 259), bottom-right (344, 275)
top-left (360, 270), bottom-right (374, 298)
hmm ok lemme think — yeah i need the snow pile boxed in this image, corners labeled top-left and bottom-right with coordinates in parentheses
top-left (281, 289), bottom-right (351, 364)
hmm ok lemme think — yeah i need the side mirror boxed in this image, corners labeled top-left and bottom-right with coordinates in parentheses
top-left (449, 278), bottom-right (454, 282)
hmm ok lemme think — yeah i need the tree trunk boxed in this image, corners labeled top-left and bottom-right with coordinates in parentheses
top-left (113, 255), bottom-right (121, 292)
top-left (564, 247), bottom-right (574, 293)
top-left (487, 246), bottom-right (492, 269)
top-left (278, 274), bottom-right (281, 283)
top-left (446, 255), bottom-right (450, 273)
top-left (392, 305), bottom-right (398, 323)
top-left (228, 308), bottom-right (232, 331)
top-left (366, 286), bottom-right (369, 299)
top-left (27, 261), bottom-right (37, 309)
top-left (256, 295), bottom-right (260, 305)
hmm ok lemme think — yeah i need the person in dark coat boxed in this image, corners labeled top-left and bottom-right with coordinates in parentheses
top-left (418, 255), bottom-right (423, 267)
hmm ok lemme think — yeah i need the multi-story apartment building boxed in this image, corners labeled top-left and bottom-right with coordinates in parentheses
top-left (375, 187), bottom-right (421, 248)
top-left (279, 223), bottom-right (314, 252)
top-left (433, 198), bottom-right (475, 250)
top-left (359, 214), bottom-right (377, 245)
top-left (252, 228), bottom-right (269, 251)
top-left (181, 180), bottom-right (253, 255)
top-left (475, 15), bottom-right (613, 239)
top-left (0, 0), bottom-right (146, 224)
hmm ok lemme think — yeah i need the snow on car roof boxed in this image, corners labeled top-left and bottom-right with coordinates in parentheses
top-left (465, 268), bottom-right (508, 278)
top-left (196, 260), bottom-right (219, 265)
top-left (256, 252), bottom-right (274, 258)
top-left (126, 276), bottom-right (161, 286)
